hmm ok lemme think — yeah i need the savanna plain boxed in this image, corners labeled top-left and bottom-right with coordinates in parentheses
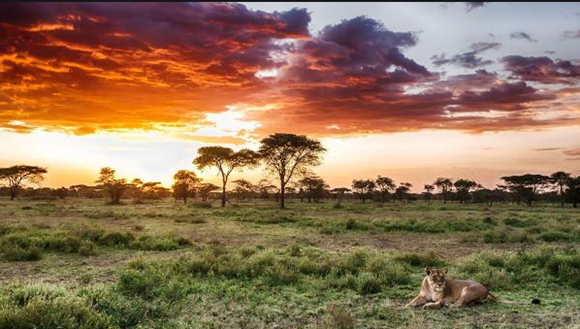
top-left (1, 198), bottom-right (579, 329)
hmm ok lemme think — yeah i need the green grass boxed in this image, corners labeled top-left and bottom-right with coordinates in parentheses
top-left (0, 198), bottom-right (579, 328)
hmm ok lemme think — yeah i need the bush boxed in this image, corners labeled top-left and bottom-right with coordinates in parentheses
top-left (2, 246), bottom-right (42, 261)
top-left (99, 232), bottom-right (135, 247)
top-left (538, 231), bottom-right (577, 242)
top-left (394, 252), bottom-right (447, 268)
top-left (78, 241), bottom-right (95, 257)
top-left (0, 295), bottom-right (113, 329)
top-left (356, 272), bottom-right (382, 294)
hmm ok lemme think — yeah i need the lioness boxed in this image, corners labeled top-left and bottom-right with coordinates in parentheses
top-left (406, 267), bottom-right (496, 309)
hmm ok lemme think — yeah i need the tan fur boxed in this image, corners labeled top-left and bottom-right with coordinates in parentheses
top-left (405, 267), bottom-right (495, 309)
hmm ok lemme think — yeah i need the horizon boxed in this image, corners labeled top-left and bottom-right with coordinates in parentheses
top-left (1, 2), bottom-right (580, 191)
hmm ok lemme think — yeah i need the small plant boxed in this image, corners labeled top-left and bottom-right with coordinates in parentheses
top-left (323, 305), bottom-right (355, 329)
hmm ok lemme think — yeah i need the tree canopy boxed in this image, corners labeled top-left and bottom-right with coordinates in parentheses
top-left (0, 165), bottom-right (47, 200)
top-left (259, 133), bottom-right (326, 209)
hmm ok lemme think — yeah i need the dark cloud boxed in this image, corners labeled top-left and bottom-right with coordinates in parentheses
top-left (534, 147), bottom-right (563, 152)
top-left (465, 2), bottom-right (489, 11)
top-left (432, 42), bottom-right (501, 68)
top-left (510, 32), bottom-right (537, 43)
top-left (456, 81), bottom-right (554, 112)
top-left (501, 55), bottom-right (580, 84)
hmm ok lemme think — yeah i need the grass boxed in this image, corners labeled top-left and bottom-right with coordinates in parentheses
top-left (0, 198), bottom-right (579, 328)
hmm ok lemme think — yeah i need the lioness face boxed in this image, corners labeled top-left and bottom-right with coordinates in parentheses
top-left (425, 267), bottom-right (448, 292)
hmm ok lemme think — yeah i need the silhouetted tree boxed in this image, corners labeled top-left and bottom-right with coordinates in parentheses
top-left (565, 175), bottom-right (580, 208)
top-left (434, 177), bottom-right (453, 204)
top-left (331, 187), bottom-right (350, 206)
top-left (193, 146), bottom-right (260, 207)
top-left (376, 175), bottom-right (396, 203)
top-left (232, 179), bottom-right (255, 201)
top-left (197, 183), bottom-right (218, 202)
top-left (172, 170), bottom-right (201, 204)
top-left (259, 133), bottom-right (326, 209)
top-left (257, 179), bottom-right (278, 200)
top-left (423, 184), bottom-right (434, 204)
top-left (0, 165), bottom-right (47, 200)
top-left (351, 179), bottom-right (376, 203)
top-left (394, 182), bottom-right (413, 202)
top-left (551, 171), bottom-right (571, 207)
top-left (52, 187), bottom-right (68, 200)
top-left (453, 179), bottom-right (479, 204)
top-left (96, 167), bottom-right (129, 204)
top-left (298, 174), bottom-right (329, 203)
top-left (500, 174), bottom-right (550, 206)
top-left (131, 178), bottom-right (144, 203)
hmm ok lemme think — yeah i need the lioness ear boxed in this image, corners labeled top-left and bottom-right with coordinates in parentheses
top-left (442, 267), bottom-right (449, 275)
top-left (425, 267), bottom-right (433, 275)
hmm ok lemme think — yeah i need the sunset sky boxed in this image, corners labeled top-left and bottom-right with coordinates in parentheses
top-left (1, 2), bottom-right (580, 190)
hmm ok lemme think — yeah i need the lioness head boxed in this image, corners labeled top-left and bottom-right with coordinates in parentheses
top-left (425, 267), bottom-right (448, 292)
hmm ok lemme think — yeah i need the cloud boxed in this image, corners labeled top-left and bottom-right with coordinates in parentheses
top-left (564, 148), bottom-right (580, 156)
top-left (510, 32), bottom-right (538, 43)
top-left (534, 147), bottom-right (563, 152)
top-left (432, 42), bottom-right (501, 68)
top-left (501, 55), bottom-right (580, 84)
top-left (0, 2), bottom-right (310, 134)
top-left (562, 30), bottom-right (580, 39)
top-left (465, 2), bottom-right (489, 11)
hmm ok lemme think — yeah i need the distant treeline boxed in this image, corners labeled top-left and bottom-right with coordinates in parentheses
top-left (1, 134), bottom-right (579, 208)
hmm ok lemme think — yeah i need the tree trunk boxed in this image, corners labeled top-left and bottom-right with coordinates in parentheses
top-left (10, 188), bottom-right (16, 200)
top-left (560, 186), bottom-right (564, 207)
top-left (280, 182), bottom-right (286, 209)
top-left (221, 183), bottom-right (226, 207)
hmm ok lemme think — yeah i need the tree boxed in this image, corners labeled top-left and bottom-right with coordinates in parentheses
top-left (172, 170), bottom-right (201, 204)
top-left (565, 176), bottom-right (580, 208)
top-left (375, 176), bottom-right (396, 203)
top-left (298, 174), bottom-right (329, 203)
top-left (193, 146), bottom-right (260, 207)
top-left (141, 182), bottom-right (165, 199)
top-left (232, 179), bottom-right (256, 201)
top-left (351, 179), bottom-right (376, 203)
top-left (131, 178), bottom-right (144, 203)
top-left (551, 171), bottom-right (571, 207)
top-left (259, 133), bottom-right (326, 209)
top-left (453, 179), bottom-right (479, 204)
top-left (0, 165), bottom-right (47, 200)
top-left (434, 177), bottom-right (453, 204)
top-left (198, 183), bottom-right (220, 202)
top-left (330, 187), bottom-right (350, 206)
top-left (500, 174), bottom-right (550, 206)
top-left (394, 182), bottom-right (413, 203)
top-left (95, 167), bottom-right (129, 204)
top-left (423, 184), bottom-right (434, 204)
top-left (257, 179), bottom-right (278, 200)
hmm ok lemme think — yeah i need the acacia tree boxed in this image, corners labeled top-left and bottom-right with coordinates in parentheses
top-left (565, 175), bottom-right (580, 208)
top-left (0, 165), bottom-right (47, 200)
top-left (172, 170), bottom-right (201, 204)
top-left (193, 146), bottom-right (260, 207)
top-left (131, 178), bottom-right (144, 203)
top-left (394, 182), bottom-right (413, 203)
top-left (96, 167), bottom-right (129, 204)
top-left (453, 179), bottom-right (479, 204)
top-left (298, 174), bottom-right (329, 203)
top-left (423, 184), bottom-right (435, 204)
top-left (376, 175), bottom-right (396, 203)
top-left (198, 183), bottom-right (220, 202)
top-left (551, 171), bottom-right (571, 207)
top-left (434, 177), bottom-right (453, 204)
top-left (259, 133), bottom-right (326, 209)
top-left (232, 179), bottom-right (256, 201)
top-left (500, 174), bottom-right (550, 206)
top-left (351, 179), bottom-right (376, 203)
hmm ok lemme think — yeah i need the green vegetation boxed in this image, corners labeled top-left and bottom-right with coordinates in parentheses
top-left (0, 198), bottom-right (579, 328)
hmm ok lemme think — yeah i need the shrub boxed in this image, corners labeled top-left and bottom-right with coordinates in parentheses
top-left (0, 295), bottom-right (113, 329)
top-left (356, 272), bottom-right (383, 294)
top-left (2, 246), bottom-right (42, 261)
top-left (394, 252), bottom-right (447, 268)
top-left (323, 305), bottom-right (355, 329)
top-left (78, 241), bottom-right (95, 257)
top-left (99, 232), bottom-right (135, 247)
top-left (538, 231), bottom-right (577, 242)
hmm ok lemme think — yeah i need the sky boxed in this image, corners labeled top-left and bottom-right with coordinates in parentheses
top-left (1, 2), bottom-right (580, 191)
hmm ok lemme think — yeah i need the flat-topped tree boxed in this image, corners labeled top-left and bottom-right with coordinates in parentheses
top-left (434, 177), bottom-right (453, 204)
top-left (259, 133), bottom-right (326, 209)
top-left (376, 176), bottom-right (396, 203)
top-left (0, 165), bottom-right (47, 200)
top-left (172, 170), bottom-right (201, 204)
top-left (193, 146), bottom-right (259, 207)
top-left (500, 174), bottom-right (550, 206)
top-left (95, 167), bottom-right (129, 205)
